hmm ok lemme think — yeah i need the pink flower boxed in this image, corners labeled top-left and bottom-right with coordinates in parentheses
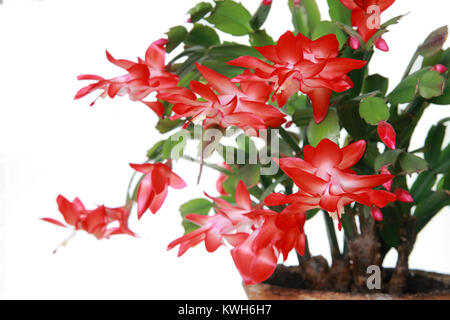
top-left (75, 39), bottom-right (179, 117)
top-left (130, 161), bottom-right (186, 218)
top-left (42, 195), bottom-right (135, 240)
top-left (374, 38), bottom-right (389, 52)
top-left (377, 121), bottom-right (396, 149)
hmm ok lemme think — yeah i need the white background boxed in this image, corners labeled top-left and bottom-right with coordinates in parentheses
top-left (0, 0), bottom-right (449, 299)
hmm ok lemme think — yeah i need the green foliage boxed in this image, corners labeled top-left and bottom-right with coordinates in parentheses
top-left (387, 69), bottom-right (428, 104)
top-left (206, 0), bottom-right (253, 36)
top-left (250, 2), bottom-right (271, 30)
top-left (166, 26), bottom-right (188, 53)
top-left (307, 109), bottom-right (340, 147)
top-left (359, 97), bottom-right (390, 125)
top-left (288, 0), bottom-right (321, 37)
top-left (312, 21), bottom-right (347, 50)
top-left (362, 74), bottom-right (389, 97)
top-left (418, 71), bottom-right (446, 99)
top-left (398, 152), bottom-right (428, 175)
top-left (188, 2), bottom-right (213, 23)
top-left (327, 0), bottom-right (351, 25)
top-left (185, 23), bottom-right (221, 47)
top-left (249, 29), bottom-right (274, 47)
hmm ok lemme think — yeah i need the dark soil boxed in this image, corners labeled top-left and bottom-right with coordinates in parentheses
top-left (265, 264), bottom-right (450, 295)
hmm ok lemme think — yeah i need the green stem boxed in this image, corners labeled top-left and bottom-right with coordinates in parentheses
top-left (323, 211), bottom-right (341, 261)
top-left (279, 127), bottom-right (301, 155)
top-left (402, 49), bottom-right (420, 80)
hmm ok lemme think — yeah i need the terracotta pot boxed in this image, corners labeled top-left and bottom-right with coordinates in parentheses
top-left (243, 267), bottom-right (450, 300)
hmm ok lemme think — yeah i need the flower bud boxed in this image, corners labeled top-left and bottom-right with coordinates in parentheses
top-left (394, 189), bottom-right (414, 203)
top-left (293, 0), bottom-right (301, 7)
top-left (430, 64), bottom-right (447, 73)
top-left (374, 38), bottom-right (389, 52)
top-left (371, 207), bottom-right (383, 221)
top-left (377, 121), bottom-right (396, 150)
top-left (263, 0), bottom-right (272, 5)
top-left (381, 165), bottom-right (392, 191)
top-left (348, 36), bottom-right (360, 50)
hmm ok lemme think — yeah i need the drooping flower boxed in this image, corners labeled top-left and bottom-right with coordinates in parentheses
top-left (228, 31), bottom-right (366, 123)
top-left (158, 63), bottom-right (285, 131)
top-left (265, 139), bottom-right (396, 222)
top-left (42, 195), bottom-right (135, 240)
top-left (75, 39), bottom-right (179, 117)
top-left (231, 208), bottom-right (306, 284)
top-left (377, 121), bottom-right (396, 149)
top-left (340, 0), bottom-right (395, 43)
top-left (130, 161), bottom-right (186, 218)
top-left (168, 180), bottom-right (308, 285)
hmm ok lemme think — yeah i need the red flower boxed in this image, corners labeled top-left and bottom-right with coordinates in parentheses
top-left (168, 180), bottom-right (307, 285)
top-left (377, 121), bottom-right (396, 149)
top-left (75, 39), bottom-right (179, 117)
top-left (265, 139), bottom-right (396, 223)
top-left (130, 161), bottom-right (186, 218)
top-left (167, 181), bottom-right (257, 257)
top-left (228, 31), bottom-right (366, 123)
top-left (158, 63), bottom-right (285, 131)
top-left (262, 0), bottom-right (272, 5)
top-left (340, 0), bottom-right (395, 43)
top-left (42, 195), bottom-right (135, 240)
top-left (230, 208), bottom-right (306, 284)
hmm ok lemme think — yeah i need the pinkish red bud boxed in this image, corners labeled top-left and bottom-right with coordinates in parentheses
top-left (374, 38), bottom-right (389, 52)
top-left (394, 189), bottom-right (414, 203)
top-left (377, 121), bottom-right (396, 150)
top-left (371, 207), bottom-right (383, 221)
top-left (285, 121), bottom-right (293, 128)
top-left (293, 0), bottom-right (301, 6)
top-left (348, 37), bottom-right (360, 50)
top-left (381, 165), bottom-right (392, 191)
top-left (187, 18), bottom-right (192, 23)
top-left (430, 64), bottom-right (447, 73)
top-left (263, 0), bottom-right (272, 5)
top-left (155, 38), bottom-right (168, 46)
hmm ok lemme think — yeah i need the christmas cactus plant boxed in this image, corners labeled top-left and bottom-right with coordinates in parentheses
top-left (43, 0), bottom-right (450, 294)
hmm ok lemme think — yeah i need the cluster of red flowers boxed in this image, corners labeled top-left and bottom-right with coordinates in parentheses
top-left (42, 195), bottom-right (135, 240)
top-left (229, 31), bottom-right (366, 123)
top-left (44, 0), bottom-right (410, 285)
